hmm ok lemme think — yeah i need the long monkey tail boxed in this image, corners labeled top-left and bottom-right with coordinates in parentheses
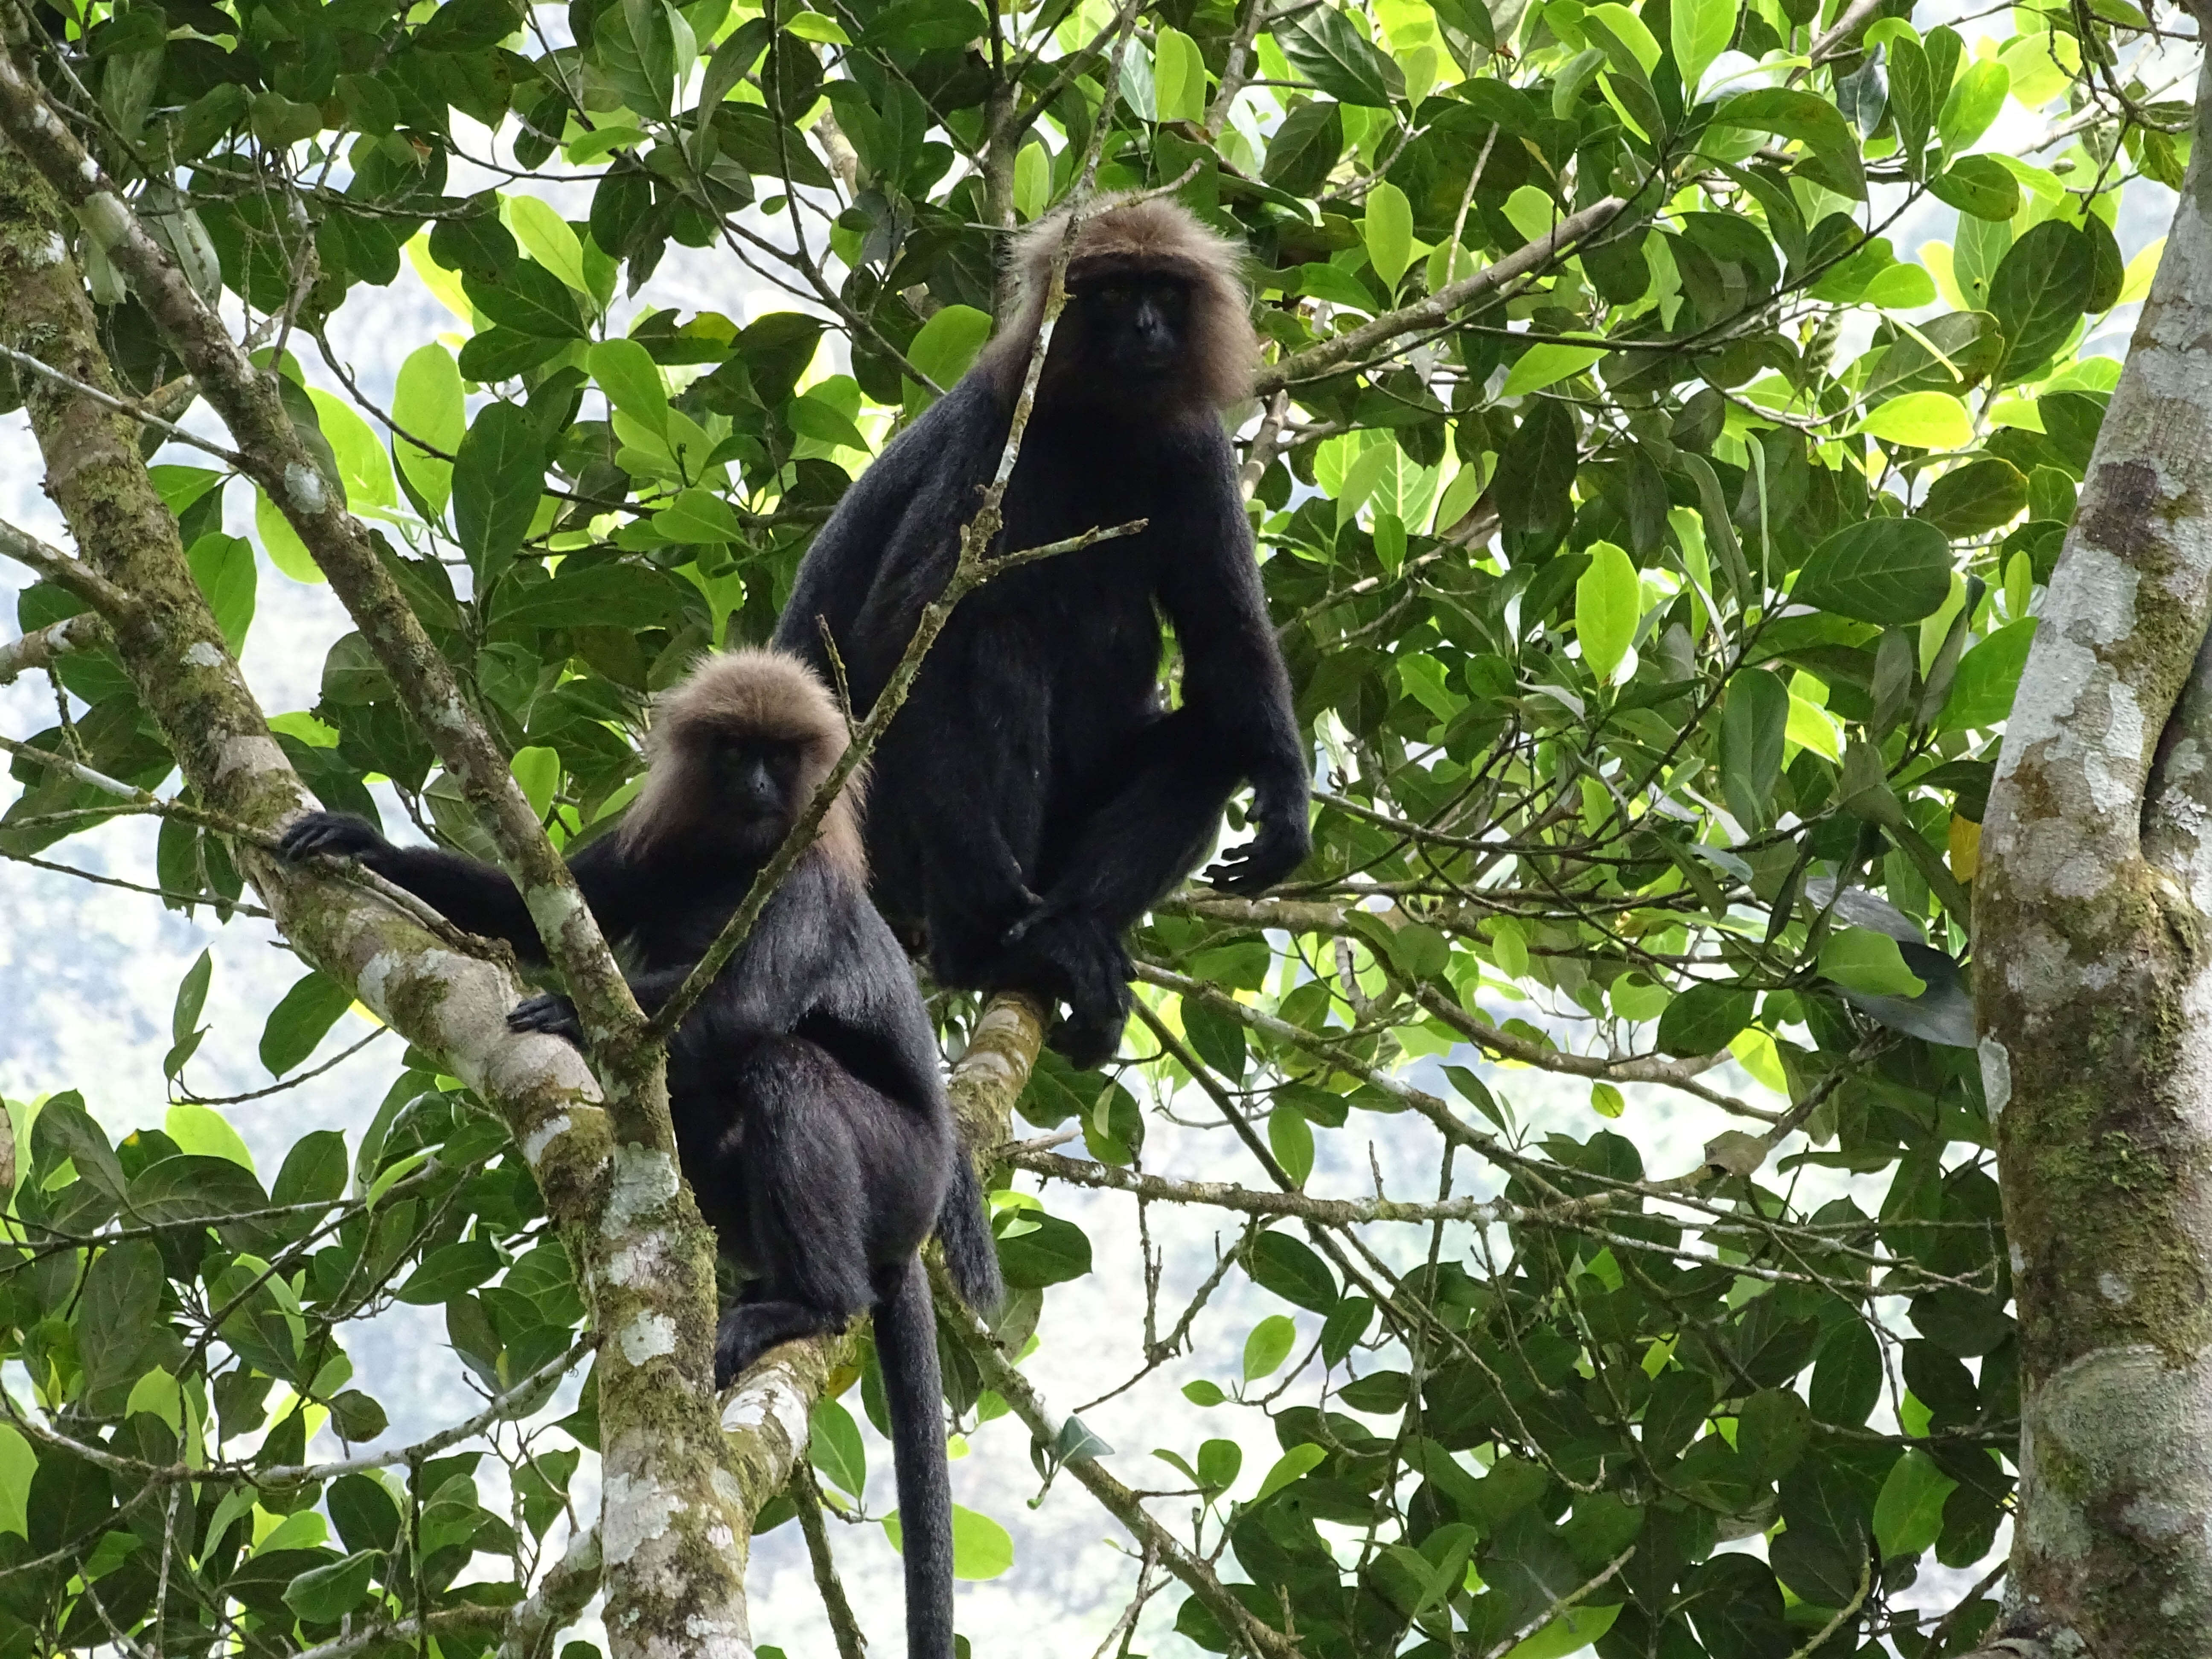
top-left (935, 1152), bottom-right (1005, 1316)
top-left (878, 1255), bottom-right (956, 1659)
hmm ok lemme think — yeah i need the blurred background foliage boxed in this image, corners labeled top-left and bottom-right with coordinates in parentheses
top-left (0, 0), bottom-right (2192, 1647)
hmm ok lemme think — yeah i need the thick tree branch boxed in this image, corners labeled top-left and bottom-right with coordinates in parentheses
top-left (0, 611), bottom-right (105, 685)
top-left (0, 38), bottom-right (645, 1071)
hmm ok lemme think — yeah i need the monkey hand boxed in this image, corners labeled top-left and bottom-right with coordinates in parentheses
top-left (508, 993), bottom-right (585, 1048)
top-left (995, 905), bottom-right (1132, 1069)
top-left (277, 811), bottom-right (391, 865)
top-left (1206, 792), bottom-right (1311, 895)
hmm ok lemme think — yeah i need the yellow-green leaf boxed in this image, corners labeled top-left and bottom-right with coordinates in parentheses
top-left (308, 390), bottom-right (396, 510)
top-left (1854, 391), bottom-right (1973, 451)
top-left (166, 1103), bottom-right (256, 1171)
top-left (1363, 181), bottom-right (1415, 290)
top-left (590, 338), bottom-right (670, 438)
top-left (1574, 540), bottom-right (1640, 686)
top-left (1253, 1444), bottom-right (1327, 1502)
top-left (1670, 0), bottom-right (1735, 98)
top-left (1501, 341), bottom-right (1606, 398)
top-left (1585, 2), bottom-right (1658, 71)
top-left (504, 195), bottom-right (591, 296)
top-left (511, 746), bottom-right (560, 820)
top-left (1244, 1313), bottom-right (1297, 1380)
top-left (1154, 27), bottom-right (1208, 123)
top-left (1819, 928), bottom-right (1927, 998)
top-left (392, 343), bottom-right (463, 514)
top-left (783, 9), bottom-right (850, 42)
top-left (255, 487), bottom-right (326, 584)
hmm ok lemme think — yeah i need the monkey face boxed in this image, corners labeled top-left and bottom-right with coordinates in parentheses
top-left (708, 733), bottom-right (805, 846)
top-left (1077, 274), bottom-right (1192, 382)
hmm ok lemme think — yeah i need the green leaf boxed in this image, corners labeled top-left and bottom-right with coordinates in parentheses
top-left (283, 1551), bottom-right (381, 1622)
top-left (1249, 1231), bottom-right (1338, 1313)
top-left (1810, 1320), bottom-right (1883, 1424)
top-left (809, 1398), bottom-right (867, 1499)
top-left (126, 1153), bottom-right (267, 1227)
top-left (1941, 618), bottom-right (2037, 730)
top-left (499, 562), bottom-right (695, 630)
top-left (1501, 341), bottom-right (1606, 398)
top-left (0, 1426), bottom-right (33, 1539)
top-left (511, 745), bottom-right (560, 820)
top-left (1274, 10), bottom-right (1404, 108)
top-left (1720, 668), bottom-right (1789, 830)
top-left (1855, 391), bottom-right (1972, 450)
top-left (1988, 219), bottom-right (2095, 385)
top-left (79, 1239), bottom-right (162, 1412)
top-left (1657, 982), bottom-right (1755, 1057)
top-left (1362, 181), bottom-right (1414, 289)
top-left (1671, 0), bottom-right (1735, 98)
top-left (885, 1505), bottom-right (1013, 1578)
top-left (1918, 458), bottom-right (2028, 538)
top-left (1928, 154), bottom-right (2020, 220)
top-left (466, 259), bottom-right (585, 338)
top-left (1263, 99), bottom-right (1343, 195)
top-left (505, 195), bottom-right (591, 294)
top-left (1197, 1437), bottom-right (1243, 1492)
top-left (396, 1239), bottom-right (503, 1305)
top-left (589, 338), bottom-right (671, 437)
top-left (1793, 518), bottom-right (1955, 624)
top-left (1712, 89), bottom-right (1865, 198)
top-left (998, 1212), bottom-right (1091, 1287)
top-left (1153, 27), bottom-right (1207, 123)
top-left (254, 486), bottom-right (325, 585)
top-left (788, 392), bottom-right (868, 451)
top-left (1268, 1106), bottom-right (1314, 1185)
top-left (1253, 1443), bottom-right (1326, 1501)
top-left (905, 304), bottom-right (992, 394)
top-left (1938, 59), bottom-right (2009, 153)
top-left (172, 948), bottom-right (213, 1045)
top-left (1183, 1380), bottom-right (1226, 1406)
top-left (654, 488), bottom-right (747, 545)
top-left (258, 971), bottom-right (356, 1077)
top-left (1819, 928), bottom-right (1927, 997)
top-left (273, 1130), bottom-right (349, 1209)
top-left (1873, 1449), bottom-right (1956, 1558)
top-left (1244, 1313), bottom-right (1298, 1380)
top-left (453, 403), bottom-right (544, 584)
top-left (186, 533), bottom-right (256, 655)
top-left (1573, 539), bottom-right (1640, 686)
top-left (392, 343), bottom-right (464, 515)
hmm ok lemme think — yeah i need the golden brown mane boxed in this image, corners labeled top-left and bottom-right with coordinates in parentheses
top-left (977, 195), bottom-right (1257, 414)
top-left (617, 647), bottom-right (867, 880)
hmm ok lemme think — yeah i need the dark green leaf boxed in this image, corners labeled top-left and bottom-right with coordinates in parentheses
top-left (259, 969), bottom-right (356, 1076)
top-left (396, 1239), bottom-right (504, 1305)
top-left (1248, 1230), bottom-right (1338, 1313)
top-left (453, 402), bottom-right (545, 584)
top-left (1927, 154), bottom-right (2019, 220)
top-left (1273, 10), bottom-right (1404, 108)
top-left (284, 1550), bottom-right (382, 1621)
top-left (997, 1213), bottom-right (1091, 1289)
top-left (1793, 518), bottom-right (1955, 623)
top-left (1657, 982), bottom-right (1755, 1057)
top-left (1918, 458), bottom-right (2027, 539)
top-left (1988, 220), bottom-right (2095, 386)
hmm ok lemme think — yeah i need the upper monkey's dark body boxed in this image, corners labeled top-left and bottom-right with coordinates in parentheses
top-left (277, 649), bottom-right (997, 1659)
top-left (776, 198), bottom-right (1310, 1065)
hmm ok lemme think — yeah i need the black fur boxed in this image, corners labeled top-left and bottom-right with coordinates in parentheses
top-left (774, 266), bottom-right (1309, 1068)
top-left (278, 658), bottom-right (999, 1659)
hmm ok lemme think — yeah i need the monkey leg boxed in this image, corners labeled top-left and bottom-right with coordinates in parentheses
top-left (701, 1038), bottom-right (882, 1387)
top-left (1004, 709), bottom-right (1240, 1063)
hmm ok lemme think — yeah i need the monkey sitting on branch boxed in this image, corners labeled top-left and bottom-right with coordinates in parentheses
top-left (278, 647), bottom-right (1000, 1659)
top-left (775, 195), bottom-right (1312, 1069)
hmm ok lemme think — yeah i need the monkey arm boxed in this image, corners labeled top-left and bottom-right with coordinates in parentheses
top-left (1155, 426), bottom-right (1312, 889)
top-left (279, 812), bottom-right (544, 958)
top-left (772, 377), bottom-right (1003, 696)
top-left (281, 812), bottom-right (648, 966)
top-left (774, 378), bottom-right (1006, 706)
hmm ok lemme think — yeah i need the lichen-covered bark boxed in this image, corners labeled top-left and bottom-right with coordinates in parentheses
top-left (0, 129), bottom-right (751, 1659)
top-left (1974, 53), bottom-right (2212, 1656)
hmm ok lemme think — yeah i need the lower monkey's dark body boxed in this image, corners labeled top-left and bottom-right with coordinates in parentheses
top-left (675, 1032), bottom-right (952, 1378)
top-left (777, 385), bottom-right (1307, 1064)
top-left (282, 782), bottom-right (994, 1658)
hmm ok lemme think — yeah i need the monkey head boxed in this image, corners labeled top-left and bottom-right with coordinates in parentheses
top-left (619, 648), bottom-right (867, 874)
top-left (981, 195), bottom-right (1259, 415)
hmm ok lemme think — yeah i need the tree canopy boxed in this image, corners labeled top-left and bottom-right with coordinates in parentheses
top-left (0, 0), bottom-right (2191, 1651)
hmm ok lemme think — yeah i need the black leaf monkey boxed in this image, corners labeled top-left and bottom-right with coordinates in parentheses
top-left (277, 649), bottom-right (1001, 1659)
top-left (775, 196), bottom-right (1310, 1068)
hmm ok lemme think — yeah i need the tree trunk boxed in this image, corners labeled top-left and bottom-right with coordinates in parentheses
top-left (1974, 50), bottom-right (2212, 1656)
